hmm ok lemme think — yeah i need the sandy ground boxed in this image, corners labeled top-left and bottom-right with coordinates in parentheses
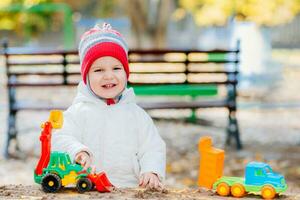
top-left (0, 51), bottom-right (299, 199)
top-left (0, 185), bottom-right (299, 200)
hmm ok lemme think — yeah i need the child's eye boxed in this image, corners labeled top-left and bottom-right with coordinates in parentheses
top-left (94, 69), bottom-right (103, 72)
top-left (113, 67), bottom-right (122, 70)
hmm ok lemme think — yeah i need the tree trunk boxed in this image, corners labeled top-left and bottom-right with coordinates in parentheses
top-left (124, 0), bottom-right (174, 48)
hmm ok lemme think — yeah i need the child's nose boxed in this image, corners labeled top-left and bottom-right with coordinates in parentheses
top-left (103, 70), bottom-right (114, 79)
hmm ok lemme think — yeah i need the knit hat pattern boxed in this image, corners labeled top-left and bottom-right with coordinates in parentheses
top-left (79, 23), bottom-right (129, 84)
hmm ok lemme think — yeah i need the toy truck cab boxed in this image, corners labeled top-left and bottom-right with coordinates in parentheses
top-left (245, 162), bottom-right (287, 192)
top-left (43, 152), bottom-right (85, 177)
top-left (35, 151), bottom-right (92, 193)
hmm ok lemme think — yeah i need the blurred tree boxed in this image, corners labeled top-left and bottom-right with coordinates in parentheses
top-left (0, 0), bottom-right (55, 38)
top-left (177, 0), bottom-right (300, 26)
top-left (62, 0), bottom-right (175, 48)
top-left (2, 0), bottom-right (300, 48)
top-left (235, 0), bottom-right (300, 26)
top-left (57, 0), bottom-right (113, 17)
top-left (0, 1), bottom-right (74, 48)
top-left (121, 0), bottom-right (175, 48)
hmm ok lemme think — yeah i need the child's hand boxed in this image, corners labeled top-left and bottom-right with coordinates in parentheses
top-left (139, 172), bottom-right (163, 189)
top-left (75, 151), bottom-right (96, 173)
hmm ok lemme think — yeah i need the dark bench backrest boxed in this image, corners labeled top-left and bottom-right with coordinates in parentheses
top-left (3, 47), bottom-right (239, 87)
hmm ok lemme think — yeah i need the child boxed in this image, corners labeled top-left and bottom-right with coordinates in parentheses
top-left (52, 23), bottom-right (166, 189)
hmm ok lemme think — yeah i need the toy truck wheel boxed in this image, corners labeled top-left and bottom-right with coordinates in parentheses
top-left (76, 177), bottom-right (93, 193)
top-left (231, 183), bottom-right (246, 197)
top-left (261, 185), bottom-right (276, 199)
top-left (41, 173), bottom-right (62, 193)
top-left (216, 182), bottom-right (230, 196)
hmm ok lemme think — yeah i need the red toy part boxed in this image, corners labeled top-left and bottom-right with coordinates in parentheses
top-left (88, 173), bottom-right (114, 192)
top-left (35, 122), bottom-right (52, 175)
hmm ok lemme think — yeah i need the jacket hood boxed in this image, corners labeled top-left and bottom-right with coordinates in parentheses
top-left (72, 81), bottom-right (136, 107)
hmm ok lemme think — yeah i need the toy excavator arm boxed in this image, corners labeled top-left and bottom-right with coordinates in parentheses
top-left (35, 110), bottom-right (63, 175)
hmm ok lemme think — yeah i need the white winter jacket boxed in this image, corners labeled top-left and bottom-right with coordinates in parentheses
top-left (52, 82), bottom-right (166, 188)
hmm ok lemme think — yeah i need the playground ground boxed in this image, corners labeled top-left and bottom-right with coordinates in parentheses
top-left (0, 50), bottom-right (299, 199)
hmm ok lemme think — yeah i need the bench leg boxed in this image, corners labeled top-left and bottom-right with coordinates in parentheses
top-left (4, 111), bottom-right (19, 158)
top-left (187, 108), bottom-right (197, 123)
top-left (226, 111), bottom-right (242, 149)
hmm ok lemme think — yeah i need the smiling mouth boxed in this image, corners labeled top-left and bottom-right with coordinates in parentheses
top-left (102, 84), bottom-right (116, 89)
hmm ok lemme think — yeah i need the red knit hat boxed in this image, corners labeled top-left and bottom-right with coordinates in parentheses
top-left (79, 23), bottom-right (129, 84)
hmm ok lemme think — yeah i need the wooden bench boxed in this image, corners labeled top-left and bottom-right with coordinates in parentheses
top-left (2, 42), bottom-right (242, 158)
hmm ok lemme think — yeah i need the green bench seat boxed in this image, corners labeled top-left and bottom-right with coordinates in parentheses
top-left (131, 84), bottom-right (218, 97)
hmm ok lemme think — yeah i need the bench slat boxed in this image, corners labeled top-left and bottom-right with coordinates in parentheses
top-left (12, 102), bottom-right (68, 111)
top-left (9, 60), bottom-right (192, 65)
top-left (7, 82), bottom-right (78, 87)
top-left (8, 71), bottom-right (238, 76)
top-left (12, 100), bottom-right (228, 111)
top-left (8, 60), bottom-right (65, 66)
top-left (3, 48), bottom-right (238, 55)
top-left (9, 72), bottom-right (79, 76)
top-left (8, 60), bottom-right (238, 66)
top-left (8, 80), bottom-right (237, 87)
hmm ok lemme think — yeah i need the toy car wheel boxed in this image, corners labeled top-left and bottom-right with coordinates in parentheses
top-left (231, 183), bottom-right (246, 197)
top-left (261, 185), bottom-right (276, 199)
top-left (41, 173), bottom-right (62, 193)
top-left (76, 177), bottom-right (93, 193)
top-left (216, 182), bottom-right (230, 196)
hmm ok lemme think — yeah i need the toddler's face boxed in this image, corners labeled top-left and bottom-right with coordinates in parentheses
top-left (88, 56), bottom-right (127, 99)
